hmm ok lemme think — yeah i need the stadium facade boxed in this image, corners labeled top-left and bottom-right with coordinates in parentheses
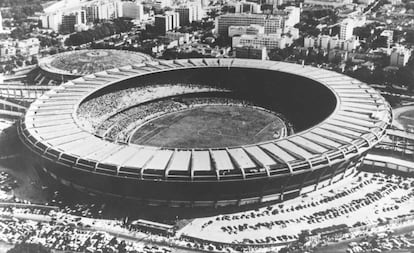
top-left (18, 59), bottom-right (392, 207)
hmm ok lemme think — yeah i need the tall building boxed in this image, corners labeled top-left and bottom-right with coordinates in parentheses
top-left (155, 11), bottom-right (180, 35)
top-left (61, 13), bottom-right (77, 33)
top-left (175, 6), bottom-right (194, 26)
top-left (60, 10), bottom-right (86, 33)
top-left (0, 11), bottom-right (3, 31)
top-left (96, 0), bottom-right (122, 20)
top-left (175, 3), bottom-right (204, 26)
top-left (340, 19), bottom-right (355, 40)
top-left (0, 40), bottom-right (16, 62)
top-left (264, 15), bottom-right (284, 34)
top-left (83, 5), bottom-right (99, 23)
top-left (122, 1), bottom-right (144, 20)
top-left (40, 11), bottom-right (62, 31)
top-left (215, 8), bottom-right (300, 36)
top-left (215, 14), bottom-right (266, 36)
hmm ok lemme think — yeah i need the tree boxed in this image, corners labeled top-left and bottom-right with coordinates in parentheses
top-left (372, 36), bottom-right (388, 49)
top-left (16, 60), bottom-right (23, 67)
top-left (372, 67), bottom-right (386, 84)
top-left (31, 56), bottom-right (38, 65)
top-left (351, 67), bottom-right (372, 83)
top-left (7, 243), bottom-right (51, 253)
top-left (396, 66), bottom-right (414, 91)
top-left (298, 229), bottom-right (311, 244)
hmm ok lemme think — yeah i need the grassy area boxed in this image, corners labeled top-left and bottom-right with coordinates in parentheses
top-left (130, 105), bottom-right (290, 148)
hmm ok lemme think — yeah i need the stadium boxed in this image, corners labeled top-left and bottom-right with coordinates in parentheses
top-left (18, 58), bottom-right (392, 208)
top-left (28, 49), bottom-right (153, 85)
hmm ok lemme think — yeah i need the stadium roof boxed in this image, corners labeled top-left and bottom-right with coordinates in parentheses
top-left (21, 59), bottom-right (392, 181)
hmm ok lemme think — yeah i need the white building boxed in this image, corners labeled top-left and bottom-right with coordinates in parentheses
top-left (96, 0), bottom-right (123, 20)
top-left (215, 7), bottom-right (300, 36)
top-left (357, 0), bottom-right (374, 5)
top-left (155, 11), bottom-right (180, 34)
top-left (41, 11), bottom-right (62, 31)
top-left (233, 33), bottom-right (293, 49)
top-left (390, 47), bottom-right (411, 67)
top-left (304, 36), bottom-right (317, 48)
top-left (264, 16), bottom-right (284, 34)
top-left (16, 38), bottom-right (40, 57)
top-left (265, 0), bottom-right (285, 7)
top-left (166, 31), bottom-right (191, 44)
top-left (304, 0), bottom-right (352, 7)
top-left (0, 40), bottom-right (16, 62)
top-left (228, 24), bottom-right (264, 37)
top-left (175, 3), bottom-right (204, 26)
top-left (0, 38), bottom-right (40, 61)
top-left (284, 6), bottom-right (300, 28)
top-left (304, 35), bottom-right (359, 52)
top-left (340, 19), bottom-right (355, 40)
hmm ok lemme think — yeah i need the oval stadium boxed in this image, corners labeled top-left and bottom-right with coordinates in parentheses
top-left (29, 49), bottom-right (153, 85)
top-left (18, 58), bottom-right (392, 208)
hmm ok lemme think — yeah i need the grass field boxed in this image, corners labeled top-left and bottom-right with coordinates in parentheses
top-left (130, 105), bottom-right (290, 148)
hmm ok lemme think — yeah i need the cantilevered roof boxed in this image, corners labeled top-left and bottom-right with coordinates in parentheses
top-left (20, 59), bottom-right (392, 182)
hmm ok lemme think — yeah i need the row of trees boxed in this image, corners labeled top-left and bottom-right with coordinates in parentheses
top-left (0, 0), bottom-right (46, 7)
top-left (348, 63), bottom-right (414, 92)
top-left (1, 4), bottom-right (43, 23)
top-left (65, 19), bottom-right (133, 46)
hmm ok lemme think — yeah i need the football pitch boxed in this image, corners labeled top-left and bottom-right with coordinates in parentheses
top-left (130, 105), bottom-right (291, 148)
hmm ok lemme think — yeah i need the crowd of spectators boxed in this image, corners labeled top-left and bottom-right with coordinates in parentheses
top-left (93, 95), bottom-right (287, 143)
top-left (181, 97), bottom-right (255, 107)
top-left (102, 100), bottom-right (186, 142)
top-left (77, 84), bottom-right (225, 132)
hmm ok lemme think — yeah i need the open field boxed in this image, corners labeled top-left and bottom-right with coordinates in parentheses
top-left (130, 105), bottom-right (290, 148)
